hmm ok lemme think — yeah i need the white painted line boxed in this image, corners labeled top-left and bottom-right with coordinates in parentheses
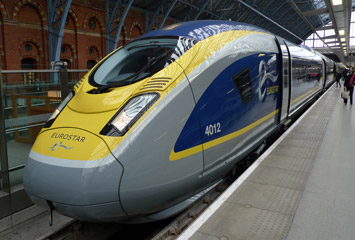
top-left (177, 85), bottom-right (333, 239)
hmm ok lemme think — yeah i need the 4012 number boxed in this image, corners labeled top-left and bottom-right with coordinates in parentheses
top-left (205, 122), bottom-right (221, 136)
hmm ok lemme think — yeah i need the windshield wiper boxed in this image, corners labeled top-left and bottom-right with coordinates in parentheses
top-left (93, 49), bottom-right (174, 93)
top-left (127, 42), bottom-right (174, 50)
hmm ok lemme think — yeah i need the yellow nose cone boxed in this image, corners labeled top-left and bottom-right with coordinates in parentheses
top-left (69, 80), bottom-right (142, 113)
top-left (32, 128), bottom-right (111, 161)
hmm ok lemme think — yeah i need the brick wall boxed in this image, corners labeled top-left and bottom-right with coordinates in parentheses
top-left (0, 0), bottom-right (173, 70)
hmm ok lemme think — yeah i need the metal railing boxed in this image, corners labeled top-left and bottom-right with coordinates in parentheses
top-left (0, 67), bottom-right (89, 193)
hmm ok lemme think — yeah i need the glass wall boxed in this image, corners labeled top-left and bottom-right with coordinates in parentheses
top-left (0, 68), bottom-right (87, 233)
top-left (304, 22), bottom-right (337, 48)
top-left (4, 71), bottom-right (60, 190)
top-left (305, 10), bottom-right (355, 50)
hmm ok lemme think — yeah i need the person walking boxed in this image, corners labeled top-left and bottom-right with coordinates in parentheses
top-left (344, 71), bottom-right (355, 105)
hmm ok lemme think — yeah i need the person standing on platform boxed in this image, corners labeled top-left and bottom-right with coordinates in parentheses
top-left (343, 69), bottom-right (349, 79)
top-left (344, 71), bottom-right (355, 105)
top-left (335, 71), bottom-right (342, 87)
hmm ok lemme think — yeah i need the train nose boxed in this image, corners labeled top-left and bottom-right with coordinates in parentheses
top-left (23, 128), bottom-right (126, 221)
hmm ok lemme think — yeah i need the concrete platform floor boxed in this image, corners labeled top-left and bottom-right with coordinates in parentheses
top-left (179, 85), bottom-right (355, 240)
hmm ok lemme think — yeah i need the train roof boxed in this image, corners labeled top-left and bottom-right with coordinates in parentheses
top-left (137, 20), bottom-right (269, 42)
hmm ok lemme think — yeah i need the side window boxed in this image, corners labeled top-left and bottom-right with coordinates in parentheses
top-left (233, 67), bottom-right (253, 104)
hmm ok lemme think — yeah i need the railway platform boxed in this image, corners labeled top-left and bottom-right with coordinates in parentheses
top-left (178, 84), bottom-right (355, 240)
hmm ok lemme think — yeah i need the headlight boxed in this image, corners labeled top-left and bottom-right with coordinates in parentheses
top-left (43, 92), bottom-right (74, 128)
top-left (100, 93), bottom-right (159, 136)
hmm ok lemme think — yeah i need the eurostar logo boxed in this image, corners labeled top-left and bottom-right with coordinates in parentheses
top-left (258, 57), bottom-right (278, 102)
top-left (50, 141), bottom-right (73, 151)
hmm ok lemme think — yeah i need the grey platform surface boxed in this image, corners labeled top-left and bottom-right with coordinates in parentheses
top-left (0, 206), bottom-right (74, 240)
top-left (184, 85), bottom-right (355, 240)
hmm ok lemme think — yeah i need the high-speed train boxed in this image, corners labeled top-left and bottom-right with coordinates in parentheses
top-left (24, 20), bottom-right (336, 223)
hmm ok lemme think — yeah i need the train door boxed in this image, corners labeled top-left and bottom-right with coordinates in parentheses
top-left (321, 58), bottom-right (327, 88)
top-left (276, 39), bottom-right (291, 122)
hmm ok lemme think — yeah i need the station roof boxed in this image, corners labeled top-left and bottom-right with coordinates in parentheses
top-left (130, 0), bottom-right (354, 45)
top-left (120, 0), bottom-right (354, 61)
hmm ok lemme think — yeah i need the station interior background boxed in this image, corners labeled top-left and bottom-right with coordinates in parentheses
top-left (0, 0), bottom-right (355, 235)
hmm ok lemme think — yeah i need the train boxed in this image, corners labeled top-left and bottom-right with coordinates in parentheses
top-left (24, 20), bottom-right (338, 223)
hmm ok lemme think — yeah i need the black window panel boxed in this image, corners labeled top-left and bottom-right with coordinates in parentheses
top-left (233, 67), bottom-right (253, 104)
top-left (87, 60), bottom-right (97, 69)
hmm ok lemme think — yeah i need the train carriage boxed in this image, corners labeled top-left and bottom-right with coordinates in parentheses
top-left (24, 20), bottom-right (335, 222)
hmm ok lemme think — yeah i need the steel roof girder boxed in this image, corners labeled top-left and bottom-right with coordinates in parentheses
top-left (193, 0), bottom-right (211, 20)
top-left (178, 0), bottom-right (225, 19)
top-left (48, 0), bottom-right (60, 25)
top-left (246, 12), bottom-right (261, 25)
top-left (113, 0), bottom-right (134, 48)
top-left (235, 0), bottom-right (303, 42)
top-left (284, 4), bottom-right (313, 31)
top-left (218, 0), bottom-right (235, 19)
top-left (316, 25), bottom-right (334, 30)
top-left (270, 1), bottom-right (287, 17)
top-left (276, 5), bottom-right (294, 22)
top-left (105, 0), bottom-right (134, 54)
top-left (262, 0), bottom-right (275, 12)
top-left (214, 0), bottom-right (227, 12)
top-left (292, 18), bottom-right (313, 37)
top-left (282, 3), bottom-right (312, 30)
top-left (106, 0), bottom-right (122, 34)
top-left (322, 35), bottom-right (337, 39)
top-left (303, 8), bottom-right (328, 16)
top-left (324, 40), bottom-right (340, 44)
top-left (322, 0), bottom-right (350, 56)
top-left (145, 10), bottom-right (149, 32)
top-left (235, 7), bottom-right (249, 21)
top-left (334, 0), bottom-right (352, 51)
top-left (182, 7), bottom-right (194, 21)
top-left (257, 18), bottom-right (269, 29)
top-left (309, 0), bottom-right (327, 27)
top-left (48, 0), bottom-right (72, 63)
top-left (285, 1), bottom-right (314, 30)
top-left (148, 0), bottom-right (168, 31)
top-left (287, 0), bottom-right (331, 48)
top-left (105, 0), bottom-right (123, 54)
top-left (160, 0), bottom-right (178, 28)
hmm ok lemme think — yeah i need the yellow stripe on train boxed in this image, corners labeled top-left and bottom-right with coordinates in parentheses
top-left (170, 109), bottom-right (279, 161)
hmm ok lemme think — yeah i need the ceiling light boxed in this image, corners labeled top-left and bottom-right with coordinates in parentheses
top-left (339, 29), bottom-right (345, 35)
top-left (341, 37), bottom-right (346, 42)
top-left (332, 0), bottom-right (343, 5)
